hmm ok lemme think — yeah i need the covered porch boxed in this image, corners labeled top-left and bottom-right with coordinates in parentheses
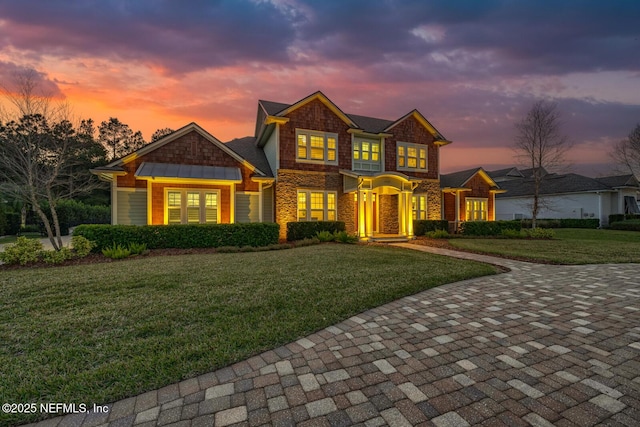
top-left (341, 170), bottom-right (421, 242)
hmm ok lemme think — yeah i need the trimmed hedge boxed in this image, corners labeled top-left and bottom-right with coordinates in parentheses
top-left (55, 199), bottom-right (111, 226)
top-left (609, 214), bottom-right (640, 225)
top-left (461, 220), bottom-right (522, 236)
top-left (609, 219), bottom-right (640, 231)
top-left (0, 210), bottom-right (21, 236)
top-left (414, 220), bottom-right (449, 236)
top-left (286, 221), bottom-right (345, 241)
top-left (521, 218), bottom-right (599, 229)
top-left (73, 223), bottom-right (280, 251)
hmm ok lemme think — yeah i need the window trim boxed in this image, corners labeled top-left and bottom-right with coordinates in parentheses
top-left (465, 197), bottom-right (488, 221)
top-left (296, 190), bottom-right (338, 221)
top-left (352, 137), bottom-right (382, 172)
top-left (295, 129), bottom-right (339, 165)
top-left (412, 194), bottom-right (427, 220)
top-left (164, 188), bottom-right (221, 224)
top-left (397, 141), bottom-right (428, 172)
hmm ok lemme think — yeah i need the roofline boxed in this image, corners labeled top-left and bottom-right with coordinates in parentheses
top-left (339, 169), bottom-right (422, 182)
top-left (347, 129), bottom-right (393, 138)
top-left (104, 122), bottom-right (268, 177)
top-left (383, 109), bottom-right (449, 143)
top-left (276, 91), bottom-right (359, 128)
top-left (497, 189), bottom-right (617, 198)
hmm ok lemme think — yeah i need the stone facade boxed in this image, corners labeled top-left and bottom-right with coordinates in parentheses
top-left (415, 180), bottom-right (442, 220)
top-left (378, 195), bottom-right (399, 234)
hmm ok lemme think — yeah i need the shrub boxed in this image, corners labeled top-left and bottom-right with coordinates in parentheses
top-left (609, 214), bottom-right (640, 225)
top-left (286, 221), bottom-right (345, 241)
top-left (127, 242), bottom-right (147, 255)
top-left (19, 225), bottom-right (40, 234)
top-left (524, 228), bottom-right (555, 239)
top-left (73, 223), bottom-right (280, 251)
top-left (40, 247), bottom-right (73, 264)
top-left (461, 220), bottom-right (522, 236)
top-left (559, 218), bottom-right (599, 229)
top-left (333, 231), bottom-right (358, 244)
top-left (1, 211), bottom-right (21, 236)
top-left (294, 237), bottom-right (320, 248)
top-left (414, 220), bottom-right (449, 236)
top-left (102, 243), bottom-right (131, 259)
top-left (71, 235), bottom-right (95, 258)
top-left (425, 229), bottom-right (450, 239)
top-left (316, 230), bottom-right (335, 242)
top-left (610, 219), bottom-right (640, 231)
top-left (0, 236), bottom-right (44, 265)
top-left (54, 199), bottom-right (111, 227)
top-left (501, 229), bottom-right (523, 239)
top-left (521, 219), bottom-right (561, 229)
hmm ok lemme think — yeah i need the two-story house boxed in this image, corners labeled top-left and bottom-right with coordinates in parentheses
top-left (92, 91), bottom-right (451, 241)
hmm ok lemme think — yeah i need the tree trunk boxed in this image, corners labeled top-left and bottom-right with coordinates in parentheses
top-left (31, 196), bottom-right (60, 251)
top-left (47, 191), bottom-right (63, 250)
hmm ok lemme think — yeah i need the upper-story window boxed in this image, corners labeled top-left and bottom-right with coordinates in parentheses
top-left (353, 138), bottom-right (382, 171)
top-left (397, 142), bottom-right (427, 172)
top-left (296, 129), bottom-right (338, 165)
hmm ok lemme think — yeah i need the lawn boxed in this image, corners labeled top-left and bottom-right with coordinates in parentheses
top-left (448, 228), bottom-right (640, 264)
top-left (0, 244), bottom-right (496, 426)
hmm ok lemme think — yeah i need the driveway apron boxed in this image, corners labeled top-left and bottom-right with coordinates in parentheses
top-left (26, 244), bottom-right (640, 427)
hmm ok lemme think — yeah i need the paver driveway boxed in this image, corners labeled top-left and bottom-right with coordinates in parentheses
top-left (29, 245), bottom-right (640, 427)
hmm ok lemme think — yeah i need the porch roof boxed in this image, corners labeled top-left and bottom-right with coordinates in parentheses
top-left (339, 169), bottom-right (422, 182)
top-left (135, 162), bottom-right (242, 182)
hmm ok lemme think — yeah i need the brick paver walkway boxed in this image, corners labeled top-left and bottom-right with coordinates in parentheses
top-left (28, 245), bottom-right (640, 427)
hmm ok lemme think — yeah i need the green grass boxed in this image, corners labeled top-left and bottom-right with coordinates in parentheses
top-left (0, 244), bottom-right (496, 426)
top-left (0, 232), bottom-right (41, 245)
top-left (449, 228), bottom-right (640, 264)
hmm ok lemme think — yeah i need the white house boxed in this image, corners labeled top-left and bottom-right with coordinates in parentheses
top-left (489, 168), bottom-right (640, 227)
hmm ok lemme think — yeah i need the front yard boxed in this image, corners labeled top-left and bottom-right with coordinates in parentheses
top-left (0, 244), bottom-right (496, 426)
top-left (447, 228), bottom-right (640, 264)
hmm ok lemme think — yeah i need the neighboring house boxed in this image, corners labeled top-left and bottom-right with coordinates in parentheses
top-left (92, 91), bottom-right (452, 241)
top-left (440, 167), bottom-right (505, 229)
top-left (488, 167), bottom-right (640, 226)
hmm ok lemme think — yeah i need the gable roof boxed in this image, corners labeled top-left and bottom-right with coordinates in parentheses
top-left (595, 174), bottom-right (639, 188)
top-left (496, 172), bottom-right (615, 198)
top-left (101, 122), bottom-right (268, 177)
top-left (257, 91), bottom-right (450, 142)
top-left (224, 136), bottom-right (273, 177)
top-left (487, 167), bottom-right (524, 179)
top-left (441, 167), bottom-right (500, 189)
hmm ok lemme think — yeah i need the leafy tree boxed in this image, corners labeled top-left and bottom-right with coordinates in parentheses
top-left (98, 117), bottom-right (146, 160)
top-left (612, 123), bottom-right (640, 179)
top-left (514, 100), bottom-right (570, 228)
top-left (151, 127), bottom-right (175, 142)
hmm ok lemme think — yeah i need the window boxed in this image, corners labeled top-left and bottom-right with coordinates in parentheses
top-left (166, 190), bottom-right (219, 224)
top-left (353, 138), bottom-right (382, 171)
top-left (397, 142), bottom-right (427, 171)
top-left (412, 195), bottom-right (427, 220)
top-left (297, 190), bottom-right (337, 221)
top-left (465, 198), bottom-right (488, 221)
top-left (296, 129), bottom-right (338, 164)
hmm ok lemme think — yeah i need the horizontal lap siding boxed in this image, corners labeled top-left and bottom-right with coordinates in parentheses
top-left (236, 193), bottom-right (260, 223)
top-left (263, 186), bottom-right (274, 222)
top-left (117, 191), bottom-right (147, 225)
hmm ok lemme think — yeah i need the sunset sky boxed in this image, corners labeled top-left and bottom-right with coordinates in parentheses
top-left (1, 0), bottom-right (639, 175)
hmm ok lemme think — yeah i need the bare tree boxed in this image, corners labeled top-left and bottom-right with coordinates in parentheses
top-left (611, 123), bottom-right (640, 178)
top-left (0, 71), bottom-right (103, 250)
top-left (514, 100), bottom-right (570, 228)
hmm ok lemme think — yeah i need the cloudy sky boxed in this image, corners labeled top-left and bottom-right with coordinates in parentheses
top-left (1, 0), bottom-right (639, 175)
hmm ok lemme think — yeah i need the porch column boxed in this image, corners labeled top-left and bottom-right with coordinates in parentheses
top-left (398, 192), bottom-right (407, 236)
top-left (358, 189), bottom-right (366, 238)
top-left (365, 190), bottom-right (374, 238)
top-left (405, 192), bottom-right (414, 237)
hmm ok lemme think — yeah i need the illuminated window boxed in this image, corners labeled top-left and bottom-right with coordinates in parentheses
top-left (296, 129), bottom-right (339, 164)
top-left (412, 195), bottom-right (427, 220)
top-left (165, 190), bottom-right (219, 224)
top-left (353, 138), bottom-right (382, 171)
top-left (297, 190), bottom-right (337, 221)
top-left (465, 198), bottom-right (488, 221)
top-left (397, 142), bottom-right (427, 172)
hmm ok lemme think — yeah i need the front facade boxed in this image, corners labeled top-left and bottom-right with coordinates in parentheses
top-left (489, 168), bottom-right (640, 227)
top-left (92, 91), bottom-right (451, 241)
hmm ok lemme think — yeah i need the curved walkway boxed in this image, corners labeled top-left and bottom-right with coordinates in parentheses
top-left (28, 246), bottom-right (640, 427)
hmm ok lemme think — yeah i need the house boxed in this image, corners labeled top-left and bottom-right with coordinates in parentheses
top-left (92, 91), bottom-right (452, 241)
top-left (488, 167), bottom-right (640, 226)
top-left (440, 167), bottom-right (505, 229)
